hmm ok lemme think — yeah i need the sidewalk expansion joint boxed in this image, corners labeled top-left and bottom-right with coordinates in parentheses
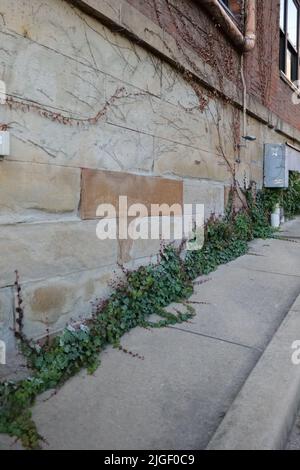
top-left (276, 237), bottom-right (300, 243)
top-left (246, 253), bottom-right (266, 257)
top-left (167, 325), bottom-right (262, 353)
top-left (240, 267), bottom-right (300, 279)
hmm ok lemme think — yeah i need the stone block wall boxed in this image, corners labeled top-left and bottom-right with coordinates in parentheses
top-left (0, 0), bottom-right (299, 358)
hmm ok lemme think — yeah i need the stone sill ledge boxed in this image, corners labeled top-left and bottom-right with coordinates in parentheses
top-left (280, 71), bottom-right (299, 94)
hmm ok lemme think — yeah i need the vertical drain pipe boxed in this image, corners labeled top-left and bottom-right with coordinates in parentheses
top-left (241, 0), bottom-right (247, 140)
top-left (244, 0), bottom-right (256, 52)
top-left (241, 54), bottom-right (247, 139)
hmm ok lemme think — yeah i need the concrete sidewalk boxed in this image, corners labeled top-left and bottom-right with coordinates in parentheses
top-left (208, 292), bottom-right (300, 449)
top-left (287, 413), bottom-right (300, 449)
top-left (3, 218), bottom-right (300, 450)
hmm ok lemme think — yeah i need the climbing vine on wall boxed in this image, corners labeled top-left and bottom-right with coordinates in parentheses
top-left (249, 0), bottom-right (276, 107)
top-left (0, 0), bottom-right (248, 199)
top-left (151, 0), bottom-right (246, 203)
top-left (262, 172), bottom-right (300, 219)
top-left (4, 87), bottom-right (149, 128)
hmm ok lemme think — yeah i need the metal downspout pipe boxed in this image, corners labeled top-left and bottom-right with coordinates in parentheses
top-left (200, 0), bottom-right (256, 52)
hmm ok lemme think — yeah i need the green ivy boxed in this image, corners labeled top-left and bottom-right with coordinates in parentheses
top-left (0, 187), bottom-right (279, 449)
top-left (262, 172), bottom-right (300, 219)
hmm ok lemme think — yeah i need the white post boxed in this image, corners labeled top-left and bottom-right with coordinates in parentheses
top-left (0, 340), bottom-right (6, 365)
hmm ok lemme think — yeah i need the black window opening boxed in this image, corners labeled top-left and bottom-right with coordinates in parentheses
top-left (218, 0), bottom-right (244, 27)
top-left (219, 0), bottom-right (232, 13)
top-left (280, 0), bottom-right (300, 83)
top-left (218, 0), bottom-right (241, 26)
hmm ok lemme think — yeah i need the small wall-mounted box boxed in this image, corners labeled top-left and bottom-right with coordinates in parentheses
top-left (264, 143), bottom-right (300, 188)
top-left (264, 143), bottom-right (288, 188)
top-left (0, 131), bottom-right (10, 158)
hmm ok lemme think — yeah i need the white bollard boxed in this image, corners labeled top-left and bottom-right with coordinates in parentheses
top-left (271, 212), bottom-right (280, 228)
top-left (0, 340), bottom-right (6, 365)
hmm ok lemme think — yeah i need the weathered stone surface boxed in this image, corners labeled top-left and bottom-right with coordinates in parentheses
top-left (246, 115), bottom-right (266, 146)
top-left (21, 266), bottom-right (122, 339)
top-left (0, 106), bottom-right (154, 172)
top-left (153, 137), bottom-right (232, 183)
top-left (264, 126), bottom-right (288, 146)
top-left (183, 179), bottom-right (225, 219)
top-left (250, 165), bottom-right (264, 188)
top-left (0, 220), bottom-right (118, 288)
top-left (105, 84), bottom-right (212, 149)
top-left (118, 218), bottom-right (184, 265)
top-left (0, 287), bottom-right (28, 381)
top-left (161, 63), bottom-right (200, 109)
top-left (0, 161), bottom-right (80, 222)
top-left (78, 124), bottom-right (154, 173)
top-left (74, 0), bottom-right (121, 22)
top-left (0, 30), bottom-right (106, 119)
top-left (120, 0), bottom-right (168, 58)
top-left (0, 0), bottom-right (161, 97)
top-left (80, 169), bottom-right (183, 220)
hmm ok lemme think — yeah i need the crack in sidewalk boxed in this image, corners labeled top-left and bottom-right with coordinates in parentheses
top-left (167, 325), bottom-right (263, 353)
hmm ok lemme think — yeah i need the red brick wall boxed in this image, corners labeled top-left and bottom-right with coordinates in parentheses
top-left (127, 0), bottom-right (300, 132)
top-left (245, 0), bottom-right (300, 131)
